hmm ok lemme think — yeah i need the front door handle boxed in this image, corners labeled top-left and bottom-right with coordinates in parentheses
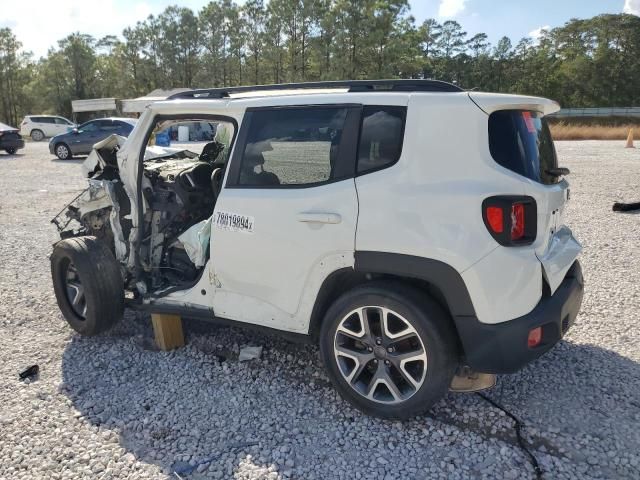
top-left (297, 212), bottom-right (342, 224)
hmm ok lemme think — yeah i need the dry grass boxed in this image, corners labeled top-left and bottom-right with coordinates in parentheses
top-left (550, 122), bottom-right (639, 141)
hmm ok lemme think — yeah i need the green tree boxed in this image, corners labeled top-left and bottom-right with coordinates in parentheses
top-left (243, 0), bottom-right (267, 84)
top-left (2, 7), bottom-right (640, 118)
top-left (58, 33), bottom-right (97, 100)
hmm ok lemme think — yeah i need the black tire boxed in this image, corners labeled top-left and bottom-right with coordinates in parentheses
top-left (55, 143), bottom-right (72, 160)
top-left (319, 282), bottom-right (458, 419)
top-left (5, 147), bottom-right (16, 154)
top-left (50, 236), bottom-right (124, 335)
top-left (31, 129), bottom-right (45, 141)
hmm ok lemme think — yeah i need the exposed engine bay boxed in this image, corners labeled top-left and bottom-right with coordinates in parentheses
top-left (53, 128), bottom-right (229, 296)
top-left (141, 156), bottom-right (217, 288)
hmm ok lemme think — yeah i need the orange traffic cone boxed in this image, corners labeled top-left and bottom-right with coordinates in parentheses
top-left (626, 129), bottom-right (635, 148)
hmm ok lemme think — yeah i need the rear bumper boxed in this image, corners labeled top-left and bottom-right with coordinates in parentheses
top-left (453, 260), bottom-right (584, 374)
top-left (1, 138), bottom-right (25, 150)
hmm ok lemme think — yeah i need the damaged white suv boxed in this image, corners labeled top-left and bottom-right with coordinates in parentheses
top-left (50, 80), bottom-right (583, 419)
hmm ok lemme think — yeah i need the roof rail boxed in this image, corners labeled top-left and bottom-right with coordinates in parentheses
top-left (167, 79), bottom-right (463, 100)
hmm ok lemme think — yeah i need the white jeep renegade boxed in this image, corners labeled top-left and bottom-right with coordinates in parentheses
top-left (50, 80), bottom-right (583, 419)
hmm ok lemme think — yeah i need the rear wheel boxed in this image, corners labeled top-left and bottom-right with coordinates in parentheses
top-left (31, 129), bottom-right (44, 141)
top-left (55, 143), bottom-right (71, 160)
top-left (51, 236), bottom-right (124, 335)
top-left (320, 282), bottom-right (458, 419)
top-left (5, 147), bottom-right (16, 155)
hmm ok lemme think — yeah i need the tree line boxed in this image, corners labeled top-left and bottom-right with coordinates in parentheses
top-left (1, 1), bottom-right (639, 126)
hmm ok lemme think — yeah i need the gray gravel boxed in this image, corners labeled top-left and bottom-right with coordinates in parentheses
top-left (1, 141), bottom-right (639, 480)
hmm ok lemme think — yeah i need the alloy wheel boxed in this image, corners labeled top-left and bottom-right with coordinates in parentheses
top-left (64, 262), bottom-right (87, 319)
top-left (333, 306), bottom-right (428, 404)
top-left (56, 144), bottom-right (69, 159)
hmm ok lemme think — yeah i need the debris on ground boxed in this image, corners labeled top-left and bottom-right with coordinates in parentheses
top-left (238, 346), bottom-right (263, 362)
top-left (18, 364), bottom-right (39, 381)
top-left (612, 201), bottom-right (640, 212)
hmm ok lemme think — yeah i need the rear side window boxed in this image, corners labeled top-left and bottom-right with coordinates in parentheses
top-left (357, 106), bottom-right (406, 174)
top-left (488, 110), bottom-right (558, 185)
top-left (116, 122), bottom-right (134, 133)
top-left (237, 107), bottom-right (349, 187)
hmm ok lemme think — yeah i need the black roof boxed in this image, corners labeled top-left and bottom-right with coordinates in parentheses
top-left (168, 79), bottom-right (463, 100)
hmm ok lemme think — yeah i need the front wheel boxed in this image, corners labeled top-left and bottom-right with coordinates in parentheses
top-left (55, 143), bottom-right (72, 160)
top-left (5, 147), bottom-right (16, 154)
top-left (51, 236), bottom-right (124, 335)
top-left (320, 282), bottom-right (458, 419)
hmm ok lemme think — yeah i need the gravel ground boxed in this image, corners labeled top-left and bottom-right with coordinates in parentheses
top-left (1, 141), bottom-right (639, 480)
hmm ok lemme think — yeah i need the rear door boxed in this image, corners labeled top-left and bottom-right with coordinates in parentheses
top-left (488, 109), bottom-right (581, 292)
top-left (210, 105), bottom-right (360, 331)
top-left (36, 117), bottom-right (55, 137)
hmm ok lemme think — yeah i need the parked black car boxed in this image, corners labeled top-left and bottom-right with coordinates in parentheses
top-left (0, 122), bottom-right (25, 155)
top-left (49, 118), bottom-right (137, 159)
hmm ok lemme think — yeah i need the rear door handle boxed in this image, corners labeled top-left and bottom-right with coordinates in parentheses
top-left (297, 212), bottom-right (342, 224)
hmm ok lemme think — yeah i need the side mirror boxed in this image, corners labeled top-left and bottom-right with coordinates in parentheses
top-left (72, 128), bottom-right (79, 134)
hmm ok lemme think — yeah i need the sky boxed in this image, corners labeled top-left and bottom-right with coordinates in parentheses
top-left (1, 0), bottom-right (639, 58)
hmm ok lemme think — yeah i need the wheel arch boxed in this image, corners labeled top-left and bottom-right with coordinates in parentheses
top-left (308, 251), bottom-right (476, 345)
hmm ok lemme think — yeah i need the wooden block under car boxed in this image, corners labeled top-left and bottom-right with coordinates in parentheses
top-left (151, 313), bottom-right (185, 351)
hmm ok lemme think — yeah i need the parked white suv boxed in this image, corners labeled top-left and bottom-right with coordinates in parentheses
top-left (20, 115), bottom-right (75, 141)
top-left (50, 80), bottom-right (583, 419)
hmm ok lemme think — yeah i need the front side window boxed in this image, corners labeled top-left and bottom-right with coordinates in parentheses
top-left (237, 107), bottom-right (349, 187)
top-left (357, 106), bottom-right (406, 174)
top-left (79, 121), bottom-right (99, 132)
top-left (488, 110), bottom-right (558, 185)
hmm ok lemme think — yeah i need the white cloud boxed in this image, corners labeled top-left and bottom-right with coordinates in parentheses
top-left (0, 0), bottom-right (205, 58)
top-left (438, 0), bottom-right (467, 18)
top-left (529, 25), bottom-right (550, 41)
top-left (623, 0), bottom-right (640, 15)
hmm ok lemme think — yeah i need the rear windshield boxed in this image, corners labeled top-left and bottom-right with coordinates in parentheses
top-left (488, 110), bottom-right (558, 185)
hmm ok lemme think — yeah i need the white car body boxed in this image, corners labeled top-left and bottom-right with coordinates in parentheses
top-left (107, 90), bottom-right (578, 329)
top-left (20, 115), bottom-right (75, 140)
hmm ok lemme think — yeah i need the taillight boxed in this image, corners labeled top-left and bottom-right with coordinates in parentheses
top-left (485, 207), bottom-right (504, 234)
top-left (510, 203), bottom-right (525, 240)
top-left (482, 196), bottom-right (536, 246)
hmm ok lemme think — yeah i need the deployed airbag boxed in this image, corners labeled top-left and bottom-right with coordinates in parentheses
top-left (178, 217), bottom-right (212, 268)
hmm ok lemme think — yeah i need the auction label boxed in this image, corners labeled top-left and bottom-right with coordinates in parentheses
top-left (214, 211), bottom-right (255, 233)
